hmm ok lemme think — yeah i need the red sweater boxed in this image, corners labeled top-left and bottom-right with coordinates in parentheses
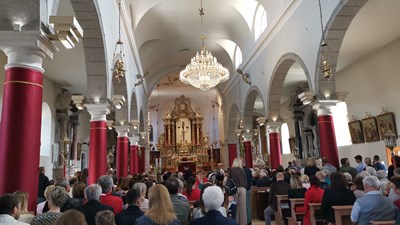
top-left (301, 185), bottom-right (324, 225)
top-left (183, 188), bottom-right (201, 201)
top-left (100, 193), bottom-right (123, 214)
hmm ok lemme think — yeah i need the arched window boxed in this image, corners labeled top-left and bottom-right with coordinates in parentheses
top-left (254, 4), bottom-right (267, 41)
top-left (234, 45), bottom-right (243, 69)
top-left (333, 102), bottom-right (352, 146)
top-left (281, 123), bottom-right (291, 154)
top-left (41, 103), bottom-right (52, 156)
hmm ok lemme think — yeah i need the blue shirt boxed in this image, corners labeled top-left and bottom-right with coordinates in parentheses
top-left (356, 162), bottom-right (366, 173)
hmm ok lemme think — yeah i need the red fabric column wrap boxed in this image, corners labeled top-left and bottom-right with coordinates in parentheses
top-left (0, 67), bottom-right (43, 211)
top-left (318, 115), bottom-right (339, 168)
top-left (116, 137), bottom-right (129, 178)
top-left (130, 145), bottom-right (139, 175)
top-left (269, 132), bottom-right (282, 169)
top-left (138, 147), bottom-right (145, 173)
top-left (228, 144), bottom-right (238, 168)
top-left (88, 121), bottom-right (108, 185)
top-left (244, 141), bottom-right (253, 168)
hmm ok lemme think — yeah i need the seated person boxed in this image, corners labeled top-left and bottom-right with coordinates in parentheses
top-left (257, 172), bottom-right (272, 187)
top-left (301, 176), bottom-right (324, 225)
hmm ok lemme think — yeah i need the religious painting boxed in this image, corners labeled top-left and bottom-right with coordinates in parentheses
top-left (376, 112), bottom-right (397, 140)
top-left (361, 117), bottom-right (380, 142)
top-left (348, 120), bottom-right (365, 144)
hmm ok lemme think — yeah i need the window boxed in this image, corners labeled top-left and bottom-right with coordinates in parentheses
top-left (41, 103), bottom-right (52, 156)
top-left (234, 45), bottom-right (243, 69)
top-left (333, 102), bottom-right (352, 146)
top-left (281, 123), bottom-right (291, 154)
top-left (254, 4), bottom-right (267, 41)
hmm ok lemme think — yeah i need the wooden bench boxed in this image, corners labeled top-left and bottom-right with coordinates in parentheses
top-left (287, 198), bottom-right (305, 225)
top-left (332, 205), bottom-right (353, 225)
top-left (309, 203), bottom-right (323, 225)
top-left (276, 195), bottom-right (289, 225)
top-left (370, 221), bottom-right (395, 225)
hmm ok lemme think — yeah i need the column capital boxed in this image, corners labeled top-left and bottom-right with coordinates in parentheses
top-left (0, 31), bottom-right (59, 72)
top-left (128, 135), bottom-right (140, 146)
top-left (256, 116), bottom-right (267, 126)
top-left (242, 132), bottom-right (253, 141)
top-left (114, 126), bottom-right (130, 137)
top-left (312, 100), bottom-right (339, 116)
top-left (85, 103), bottom-right (110, 122)
top-left (267, 122), bottom-right (283, 133)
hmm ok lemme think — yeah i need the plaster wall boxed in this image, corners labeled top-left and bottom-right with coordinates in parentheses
top-left (336, 37), bottom-right (400, 167)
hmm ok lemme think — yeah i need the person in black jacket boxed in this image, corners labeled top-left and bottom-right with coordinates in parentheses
top-left (115, 189), bottom-right (144, 225)
top-left (257, 172), bottom-right (272, 187)
top-left (38, 167), bottom-right (49, 203)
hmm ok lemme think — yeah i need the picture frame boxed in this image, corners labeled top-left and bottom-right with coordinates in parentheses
top-left (376, 112), bottom-right (397, 140)
top-left (348, 120), bottom-right (365, 144)
top-left (361, 117), bottom-right (380, 142)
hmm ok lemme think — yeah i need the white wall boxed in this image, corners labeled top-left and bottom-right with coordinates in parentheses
top-left (336, 37), bottom-right (400, 167)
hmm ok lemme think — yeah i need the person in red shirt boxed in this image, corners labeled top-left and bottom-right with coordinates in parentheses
top-left (195, 170), bottom-right (208, 190)
top-left (183, 177), bottom-right (200, 201)
top-left (97, 175), bottom-right (123, 214)
top-left (301, 176), bottom-right (325, 225)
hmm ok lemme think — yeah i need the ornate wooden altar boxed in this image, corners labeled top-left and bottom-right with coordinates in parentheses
top-left (156, 95), bottom-right (209, 172)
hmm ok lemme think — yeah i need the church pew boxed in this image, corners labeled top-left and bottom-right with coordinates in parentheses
top-left (309, 203), bottom-right (324, 225)
top-left (276, 195), bottom-right (289, 225)
top-left (332, 205), bottom-right (353, 225)
top-left (287, 198), bottom-right (305, 225)
top-left (370, 221), bottom-right (395, 225)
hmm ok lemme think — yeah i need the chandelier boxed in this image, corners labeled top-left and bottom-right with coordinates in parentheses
top-left (179, 0), bottom-right (229, 91)
top-left (112, 0), bottom-right (126, 82)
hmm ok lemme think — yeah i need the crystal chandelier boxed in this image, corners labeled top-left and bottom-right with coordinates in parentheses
top-left (179, 0), bottom-right (229, 90)
top-left (112, 0), bottom-right (126, 82)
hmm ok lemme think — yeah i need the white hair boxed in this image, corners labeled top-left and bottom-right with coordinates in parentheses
top-left (376, 170), bottom-right (387, 180)
top-left (85, 184), bottom-right (102, 201)
top-left (232, 158), bottom-right (242, 168)
top-left (363, 175), bottom-right (380, 189)
top-left (202, 186), bottom-right (224, 211)
top-left (132, 182), bottom-right (147, 196)
top-left (260, 172), bottom-right (267, 178)
top-left (358, 171), bottom-right (371, 178)
top-left (365, 167), bottom-right (377, 176)
top-left (343, 172), bottom-right (353, 183)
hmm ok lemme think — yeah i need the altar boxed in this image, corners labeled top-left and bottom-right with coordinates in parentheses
top-left (156, 95), bottom-right (210, 172)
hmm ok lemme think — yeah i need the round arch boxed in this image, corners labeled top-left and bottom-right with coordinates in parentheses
top-left (227, 103), bottom-right (240, 143)
top-left (243, 86), bottom-right (265, 132)
top-left (129, 91), bottom-right (138, 121)
top-left (268, 53), bottom-right (311, 120)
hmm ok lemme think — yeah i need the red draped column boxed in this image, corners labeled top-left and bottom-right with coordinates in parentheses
top-left (115, 126), bottom-right (130, 179)
top-left (244, 141), bottom-right (253, 168)
top-left (228, 144), bottom-right (238, 168)
top-left (129, 136), bottom-right (140, 175)
top-left (138, 146), bottom-right (146, 173)
top-left (85, 104), bottom-right (110, 185)
top-left (268, 122), bottom-right (282, 169)
top-left (314, 101), bottom-right (339, 169)
top-left (0, 44), bottom-right (52, 212)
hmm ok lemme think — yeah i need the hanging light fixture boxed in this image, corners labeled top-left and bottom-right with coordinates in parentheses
top-left (112, 0), bottom-right (126, 82)
top-left (179, 0), bottom-right (230, 91)
top-left (318, 0), bottom-right (333, 79)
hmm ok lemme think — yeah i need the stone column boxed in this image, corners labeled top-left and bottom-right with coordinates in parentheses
top-left (268, 122), bottom-right (283, 169)
top-left (85, 103), bottom-right (110, 184)
top-left (0, 32), bottom-right (57, 211)
top-left (313, 100), bottom-right (340, 168)
top-left (115, 126), bottom-right (130, 178)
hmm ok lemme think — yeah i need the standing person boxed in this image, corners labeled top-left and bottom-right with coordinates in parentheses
top-left (195, 170), bottom-right (208, 190)
top-left (301, 176), bottom-right (324, 225)
top-left (183, 166), bottom-right (193, 181)
top-left (321, 172), bottom-right (356, 224)
top-left (304, 157), bottom-right (320, 177)
top-left (321, 157), bottom-right (337, 174)
top-left (115, 189), bottom-right (143, 225)
top-left (230, 158), bottom-right (247, 225)
top-left (183, 177), bottom-right (200, 201)
top-left (135, 184), bottom-right (180, 225)
top-left (97, 175), bottom-right (123, 214)
top-left (0, 194), bottom-right (30, 225)
top-left (164, 177), bottom-right (191, 225)
top-left (338, 158), bottom-right (357, 178)
top-left (242, 158), bottom-right (253, 225)
top-left (373, 155), bottom-right (385, 171)
top-left (264, 172), bottom-right (290, 225)
top-left (189, 186), bottom-right (236, 225)
top-left (31, 186), bottom-right (69, 225)
top-left (13, 191), bottom-right (34, 224)
top-left (351, 176), bottom-right (400, 224)
top-left (354, 155), bottom-right (366, 174)
top-left (38, 166), bottom-right (50, 204)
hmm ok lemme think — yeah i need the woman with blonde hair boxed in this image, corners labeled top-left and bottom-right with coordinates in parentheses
top-left (304, 157), bottom-right (320, 177)
top-left (135, 184), bottom-right (180, 225)
top-left (14, 190), bottom-right (34, 223)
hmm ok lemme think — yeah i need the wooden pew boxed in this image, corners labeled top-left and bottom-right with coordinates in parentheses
top-left (309, 203), bottom-right (323, 225)
top-left (332, 205), bottom-right (353, 225)
top-left (370, 221), bottom-right (395, 225)
top-left (275, 195), bottom-right (289, 225)
top-left (287, 198), bottom-right (305, 225)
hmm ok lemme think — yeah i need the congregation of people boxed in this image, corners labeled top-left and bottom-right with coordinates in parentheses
top-left (1, 154), bottom-right (400, 225)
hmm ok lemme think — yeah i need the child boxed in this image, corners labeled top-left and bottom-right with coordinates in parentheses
top-left (227, 195), bottom-right (237, 220)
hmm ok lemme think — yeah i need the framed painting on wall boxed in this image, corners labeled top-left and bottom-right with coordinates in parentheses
top-left (377, 112), bottom-right (397, 140)
top-left (348, 120), bottom-right (364, 144)
top-left (361, 117), bottom-right (380, 142)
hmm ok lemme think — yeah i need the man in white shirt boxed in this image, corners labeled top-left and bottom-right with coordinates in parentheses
top-left (0, 194), bottom-right (29, 225)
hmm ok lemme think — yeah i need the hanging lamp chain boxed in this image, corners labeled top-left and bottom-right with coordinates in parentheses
top-left (318, 0), bottom-right (326, 46)
top-left (199, 0), bottom-right (206, 50)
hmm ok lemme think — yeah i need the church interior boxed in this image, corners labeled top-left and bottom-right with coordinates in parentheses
top-left (1, 0), bottom-right (400, 214)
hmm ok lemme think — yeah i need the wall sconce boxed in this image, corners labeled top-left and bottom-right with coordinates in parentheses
top-left (140, 131), bottom-right (147, 139)
top-left (71, 95), bottom-right (85, 110)
top-left (107, 120), bottom-right (114, 130)
top-left (236, 69), bottom-right (251, 85)
top-left (130, 120), bottom-right (139, 129)
top-left (134, 74), bottom-right (145, 87)
top-left (235, 129), bottom-right (243, 137)
top-left (111, 95), bottom-right (125, 109)
top-left (48, 16), bottom-right (83, 49)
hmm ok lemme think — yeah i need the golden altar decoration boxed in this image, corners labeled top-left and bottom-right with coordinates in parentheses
top-left (156, 95), bottom-right (209, 172)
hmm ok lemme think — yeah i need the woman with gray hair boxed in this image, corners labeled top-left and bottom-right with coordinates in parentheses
top-left (132, 182), bottom-right (148, 212)
top-left (189, 186), bottom-right (236, 225)
top-left (31, 186), bottom-right (69, 225)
